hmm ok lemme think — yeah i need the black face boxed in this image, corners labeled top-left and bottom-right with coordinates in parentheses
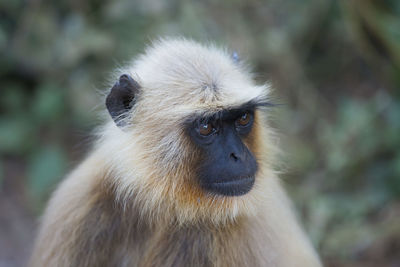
top-left (187, 106), bottom-right (258, 196)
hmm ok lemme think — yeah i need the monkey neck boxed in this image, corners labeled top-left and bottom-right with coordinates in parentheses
top-left (126, 206), bottom-right (264, 267)
top-left (87, 174), bottom-right (263, 266)
top-left (76, 152), bottom-right (317, 267)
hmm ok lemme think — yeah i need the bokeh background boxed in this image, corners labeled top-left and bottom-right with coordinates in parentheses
top-left (1, 0), bottom-right (400, 266)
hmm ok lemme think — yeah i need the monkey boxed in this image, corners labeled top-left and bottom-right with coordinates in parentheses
top-left (30, 38), bottom-right (322, 267)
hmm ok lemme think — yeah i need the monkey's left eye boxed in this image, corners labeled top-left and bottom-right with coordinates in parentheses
top-left (236, 112), bottom-right (252, 127)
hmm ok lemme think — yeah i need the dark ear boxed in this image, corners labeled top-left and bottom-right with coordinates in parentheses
top-left (106, 74), bottom-right (140, 127)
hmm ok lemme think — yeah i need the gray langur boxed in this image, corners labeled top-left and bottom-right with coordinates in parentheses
top-left (30, 38), bottom-right (321, 267)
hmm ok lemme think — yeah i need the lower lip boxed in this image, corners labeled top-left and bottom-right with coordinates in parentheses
top-left (208, 176), bottom-right (255, 196)
top-left (211, 176), bottom-right (254, 186)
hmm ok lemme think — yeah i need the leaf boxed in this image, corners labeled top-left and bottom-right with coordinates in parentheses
top-left (32, 83), bottom-right (65, 123)
top-left (0, 116), bottom-right (36, 154)
top-left (27, 146), bottom-right (67, 201)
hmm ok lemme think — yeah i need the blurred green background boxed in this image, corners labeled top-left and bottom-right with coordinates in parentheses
top-left (1, 0), bottom-right (399, 266)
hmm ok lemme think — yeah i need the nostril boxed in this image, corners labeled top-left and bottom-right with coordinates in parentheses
top-left (230, 153), bottom-right (239, 161)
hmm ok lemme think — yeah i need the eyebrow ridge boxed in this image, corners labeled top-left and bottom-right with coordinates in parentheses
top-left (184, 99), bottom-right (275, 126)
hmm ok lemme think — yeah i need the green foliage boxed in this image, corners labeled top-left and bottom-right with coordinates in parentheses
top-left (27, 146), bottom-right (67, 208)
top-left (0, 116), bottom-right (36, 155)
top-left (32, 83), bottom-right (66, 123)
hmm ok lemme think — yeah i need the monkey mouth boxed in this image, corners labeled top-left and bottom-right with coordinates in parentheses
top-left (206, 176), bottom-right (255, 196)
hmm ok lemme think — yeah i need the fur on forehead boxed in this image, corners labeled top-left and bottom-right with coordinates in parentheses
top-left (98, 39), bottom-right (276, 223)
top-left (119, 38), bottom-right (271, 118)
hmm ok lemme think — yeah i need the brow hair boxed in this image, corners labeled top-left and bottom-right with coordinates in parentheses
top-left (183, 98), bottom-right (275, 127)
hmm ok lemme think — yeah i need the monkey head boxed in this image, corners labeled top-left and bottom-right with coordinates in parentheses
top-left (102, 39), bottom-right (275, 225)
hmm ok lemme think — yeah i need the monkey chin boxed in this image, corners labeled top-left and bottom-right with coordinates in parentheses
top-left (204, 176), bottom-right (255, 196)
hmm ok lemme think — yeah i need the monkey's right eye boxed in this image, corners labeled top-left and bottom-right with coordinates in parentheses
top-left (198, 122), bottom-right (215, 136)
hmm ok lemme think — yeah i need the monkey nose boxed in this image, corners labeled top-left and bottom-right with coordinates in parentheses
top-left (230, 151), bottom-right (246, 162)
top-left (230, 153), bottom-right (239, 161)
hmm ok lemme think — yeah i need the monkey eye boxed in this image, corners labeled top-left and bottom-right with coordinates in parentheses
top-left (198, 122), bottom-right (215, 136)
top-left (236, 112), bottom-right (252, 127)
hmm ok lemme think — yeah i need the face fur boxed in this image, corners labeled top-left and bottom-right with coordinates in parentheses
top-left (104, 38), bottom-right (273, 223)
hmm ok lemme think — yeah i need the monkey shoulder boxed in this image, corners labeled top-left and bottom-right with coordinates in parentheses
top-left (31, 155), bottom-right (142, 266)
